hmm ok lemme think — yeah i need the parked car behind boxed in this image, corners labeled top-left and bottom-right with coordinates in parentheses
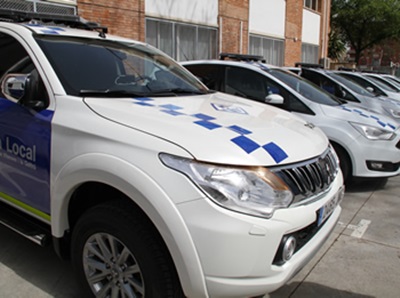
top-left (336, 71), bottom-right (400, 101)
top-left (299, 68), bottom-right (400, 123)
top-left (182, 57), bottom-right (400, 183)
top-left (381, 73), bottom-right (400, 85)
top-left (363, 72), bottom-right (400, 92)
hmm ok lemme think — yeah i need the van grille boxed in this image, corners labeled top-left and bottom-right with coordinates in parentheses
top-left (272, 146), bottom-right (339, 205)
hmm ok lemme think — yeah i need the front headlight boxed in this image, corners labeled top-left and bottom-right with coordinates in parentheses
top-left (160, 153), bottom-right (293, 218)
top-left (350, 122), bottom-right (396, 140)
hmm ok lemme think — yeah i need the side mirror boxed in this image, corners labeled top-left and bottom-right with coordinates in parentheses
top-left (366, 86), bottom-right (374, 93)
top-left (1, 73), bottom-right (28, 102)
top-left (1, 71), bottom-right (46, 111)
top-left (265, 93), bottom-right (284, 104)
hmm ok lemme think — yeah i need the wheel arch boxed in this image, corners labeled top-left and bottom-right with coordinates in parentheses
top-left (330, 140), bottom-right (353, 182)
top-left (51, 153), bottom-right (208, 297)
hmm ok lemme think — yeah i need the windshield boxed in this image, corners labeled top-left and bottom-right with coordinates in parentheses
top-left (35, 36), bottom-right (208, 97)
top-left (328, 72), bottom-right (374, 96)
top-left (268, 69), bottom-right (341, 106)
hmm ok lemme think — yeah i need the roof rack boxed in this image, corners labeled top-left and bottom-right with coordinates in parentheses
top-left (294, 62), bottom-right (324, 69)
top-left (337, 67), bottom-right (356, 72)
top-left (220, 53), bottom-right (266, 63)
top-left (0, 8), bottom-right (108, 34)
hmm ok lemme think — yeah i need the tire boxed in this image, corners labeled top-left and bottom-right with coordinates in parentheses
top-left (71, 200), bottom-right (184, 298)
top-left (332, 143), bottom-right (351, 183)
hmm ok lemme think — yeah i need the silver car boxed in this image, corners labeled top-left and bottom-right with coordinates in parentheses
top-left (336, 71), bottom-right (400, 101)
top-left (300, 68), bottom-right (400, 123)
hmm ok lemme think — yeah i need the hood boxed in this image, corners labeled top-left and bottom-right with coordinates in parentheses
top-left (84, 92), bottom-right (329, 166)
top-left (321, 103), bottom-right (398, 131)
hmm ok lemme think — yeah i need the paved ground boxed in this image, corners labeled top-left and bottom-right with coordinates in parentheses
top-left (0, 176), bottom-right (399, 298)
top-left (271, 175), bottom-right (400, 298)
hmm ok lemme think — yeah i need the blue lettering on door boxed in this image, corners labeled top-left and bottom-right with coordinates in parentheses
top-left (0, 97), bottom-right (53, 215)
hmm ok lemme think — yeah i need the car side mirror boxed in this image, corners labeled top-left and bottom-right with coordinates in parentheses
top-left (1, 72), bottom-right (46, 111)
top-left (1, 73), bottom-right (27, 102)
top-left (265, 93), bottom-right (284, 104)
top-left (366, 86), bottom-right (374, 93)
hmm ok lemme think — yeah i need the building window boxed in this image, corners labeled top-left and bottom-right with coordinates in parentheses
top-left (304, 0), bottom-right (318, 11)
top-left (146, 18), bottom-right (218, 61)
top-left (249, 35), bottom-right (284, 66)
top-left (301, 43), bottom-right (319, 64)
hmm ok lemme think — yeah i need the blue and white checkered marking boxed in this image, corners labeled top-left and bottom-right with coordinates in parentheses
top-left (24, 24), bottom-right (65, 34)
top-left (133, 98), bottom-right (288, 163)
top-left (339, 105), bottom-right (396, 130)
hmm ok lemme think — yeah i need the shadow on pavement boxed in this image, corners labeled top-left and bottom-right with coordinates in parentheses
top-left (345, 177), bottom-right (388, 193)
top-left (270, 281), bottom-right (374, 298)
top-left (0, 224), bottom-right (84, 298)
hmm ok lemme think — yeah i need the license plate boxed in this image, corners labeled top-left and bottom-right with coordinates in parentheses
top-left (317, 186), bottom-right (344, 226)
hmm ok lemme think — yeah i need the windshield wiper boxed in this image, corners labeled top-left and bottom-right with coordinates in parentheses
top-left (80, 88), bottom-right (213, 98)
top-left (147, 88), bottom-right (210, 96)
top-left (80, 89), bottom-right (148, 97)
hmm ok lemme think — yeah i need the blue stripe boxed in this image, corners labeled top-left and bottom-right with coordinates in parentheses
top-left (263, 142), bottom-right (288, 163)
top-left (231, 136), bottom-right (260, 153)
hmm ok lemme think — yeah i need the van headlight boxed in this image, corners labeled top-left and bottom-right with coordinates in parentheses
top-left (350, 122), bottom-right (396, 140)
top-left (160, 153), bottom-right (293, 218)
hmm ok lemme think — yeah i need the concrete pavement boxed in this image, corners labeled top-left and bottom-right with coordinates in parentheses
top-left (271, 175), bottom-right (400, 298)
top-left (0, 176), bottom-right (399, 297)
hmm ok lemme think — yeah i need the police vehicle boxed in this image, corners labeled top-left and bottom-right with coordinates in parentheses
top-left (0, 10), bottom-right (344, 298)
top-left (182, 57), bottom-right (400, 183)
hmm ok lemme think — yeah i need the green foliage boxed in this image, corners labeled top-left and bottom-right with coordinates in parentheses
top-left (331, 0), bottom-right (400, 64)
top-left (328, 30), bottom-right (347, 61)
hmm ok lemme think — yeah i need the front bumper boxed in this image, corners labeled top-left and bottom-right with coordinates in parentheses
top-left (349, 134), bottom-right (400, 178)
top-left (177, 173), bottom-right (343, 298)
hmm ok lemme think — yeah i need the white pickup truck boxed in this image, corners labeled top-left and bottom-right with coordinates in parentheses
top-left (0, 12), bottom-right (343, 298)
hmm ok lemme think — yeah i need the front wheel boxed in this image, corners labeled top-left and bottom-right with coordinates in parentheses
top-left (71, 200), bottom-right (184, 298)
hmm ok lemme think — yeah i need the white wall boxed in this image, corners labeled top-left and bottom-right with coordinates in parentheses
top-left (249, 0), bottom-right (285, 38)
top-left (45, 0), bottom-right (77, 5)
top-left (302, 9), bottom-right (320, 45)
top-left (145, 0), bottom-right (218, 26)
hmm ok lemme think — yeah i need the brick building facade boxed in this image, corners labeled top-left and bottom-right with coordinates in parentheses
top-left (20, 0), bottom-right (331, 67)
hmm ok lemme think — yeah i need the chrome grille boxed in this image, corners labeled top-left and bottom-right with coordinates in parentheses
top-left (273, 146), bottom-right (339, 205)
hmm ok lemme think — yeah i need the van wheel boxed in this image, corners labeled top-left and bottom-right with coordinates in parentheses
top-left (332, 143), bottom-right (351, 183)
top-left (71, 200), bottom-right (184, 298)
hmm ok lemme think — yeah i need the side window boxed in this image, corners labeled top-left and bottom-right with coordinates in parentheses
top-left (301, 70), bottom-right (323, 87)
top-left (336, 86), bottom-right (357, 102)
top-left (184, 64), bottom-right (221, 90)
top-left (0, 32), bottom-right (49, 109)
top-left (224, 66), bottom-right (268, 101)
top-left (342, 74), bottom-right (385, 96)
top-left (0, 32), bottom-right (30, 79)
top-left (266, 77), bottom-right (313, 114)
top-left (302, 70), bottom-right (336, 95)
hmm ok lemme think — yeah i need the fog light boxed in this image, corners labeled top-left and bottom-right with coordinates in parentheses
top-left (366, 160), bottom-right (399, 172)
top-left (370, 162), bottom-right (384, 170)
top-left (282, 236), bottom-right (297, 262)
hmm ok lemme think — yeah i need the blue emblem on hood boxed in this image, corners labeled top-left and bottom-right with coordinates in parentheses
top-left (132, 98), bottom-right (288, 163)
top-left (211, 103), bottom-right (248, 114)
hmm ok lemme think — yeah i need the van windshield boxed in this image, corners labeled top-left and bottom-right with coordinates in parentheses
top-left (35, 36), bottom-right (208, 97)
